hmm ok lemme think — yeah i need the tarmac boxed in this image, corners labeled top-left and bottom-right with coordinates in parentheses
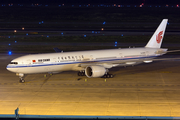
top-left (0, 53), bottom-right (180, 117)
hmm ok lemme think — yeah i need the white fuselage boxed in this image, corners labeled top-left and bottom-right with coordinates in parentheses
top-left (6, 19), bottom-right (169, 80)
top-left (6, 47), bottom-right (166, 74)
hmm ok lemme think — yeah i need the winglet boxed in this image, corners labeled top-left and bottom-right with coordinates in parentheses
top-left (145, 19), bottom-right (168, 48)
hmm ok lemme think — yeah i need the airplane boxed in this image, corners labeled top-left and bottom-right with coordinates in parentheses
top-left (7, 19), bottom-right (169, 83)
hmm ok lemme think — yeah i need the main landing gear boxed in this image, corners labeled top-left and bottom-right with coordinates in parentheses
top-left (102, 73), bottom-right (114, 78)
top-left (77, 71), bottom-right (114, 78)
top-left (77, 71), bottom-right (85, 76)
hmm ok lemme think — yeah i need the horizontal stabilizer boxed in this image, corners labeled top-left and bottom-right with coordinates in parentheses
top-left (166, 50), bottom-right (180, 53)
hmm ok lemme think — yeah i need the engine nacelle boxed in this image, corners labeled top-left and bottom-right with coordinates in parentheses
top-left (85, 66), bottom-right (107, 78)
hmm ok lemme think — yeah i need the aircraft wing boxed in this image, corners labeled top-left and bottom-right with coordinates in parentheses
top-left (77, 55), bottom-right (180, 70)
top-left (77, 57), bottom-right (150, 69)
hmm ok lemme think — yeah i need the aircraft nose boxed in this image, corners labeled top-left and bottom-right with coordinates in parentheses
top-left (6, 65), bottom-right (12, 71)
top-left (6, 65), bottom-right (18, 73)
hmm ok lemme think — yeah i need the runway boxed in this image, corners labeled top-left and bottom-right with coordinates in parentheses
top-left (1, 54), bottom-right (180, 116)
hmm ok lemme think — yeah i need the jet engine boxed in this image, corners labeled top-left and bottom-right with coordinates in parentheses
top-left (85, 66), bottom-right (107, 78)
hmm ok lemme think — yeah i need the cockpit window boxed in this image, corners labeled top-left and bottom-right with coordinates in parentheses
top-left (10, 62), bottom-right (18, 64)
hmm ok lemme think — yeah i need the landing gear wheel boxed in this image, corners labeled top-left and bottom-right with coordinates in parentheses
top-left (103, 73), bottom-right (114, 78)
top-left (103, 74), bottom-right (107, 78)
top-left (81, 72), bottom-right (85, 76)
top-left (78, 72), bottom-right (81, 76)
top-left (110, 74), bottom-right (113, 78)
top-left (20, 78), bottom-right (25, 83)
top-left (78, 71), bottom-right (85, 76)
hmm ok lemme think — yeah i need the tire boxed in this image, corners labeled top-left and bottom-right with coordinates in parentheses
top-left (78, 72), bottom-right (81, 76)
top-left (80, 72), bottom-right (84, 76)
top-left (103, 75), bottom-right (107, 78)
top-left (20, 79), bottom-right (25, 83)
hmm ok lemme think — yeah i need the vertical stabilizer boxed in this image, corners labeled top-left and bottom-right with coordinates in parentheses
top-left (145, 19), bottom-right (168, 48)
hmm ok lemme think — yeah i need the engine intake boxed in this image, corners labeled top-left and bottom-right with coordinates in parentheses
top-left (85, 66), bottom-right (107, 78)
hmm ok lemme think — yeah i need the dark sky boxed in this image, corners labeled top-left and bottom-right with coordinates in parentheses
top-left (0, 0), bottom-right (179, 5)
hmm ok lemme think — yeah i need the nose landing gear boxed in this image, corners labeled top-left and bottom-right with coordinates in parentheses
top-left (16, 73), bottom-right (25, 83)
top-left (20, 78), bottom-right (25, 83)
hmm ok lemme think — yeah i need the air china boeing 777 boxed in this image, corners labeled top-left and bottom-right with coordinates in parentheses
top-left (7, 19), bottom-right (169, 83)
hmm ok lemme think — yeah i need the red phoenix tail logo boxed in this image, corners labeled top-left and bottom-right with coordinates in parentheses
top-left (156, 31), bottom-right (163, 44)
